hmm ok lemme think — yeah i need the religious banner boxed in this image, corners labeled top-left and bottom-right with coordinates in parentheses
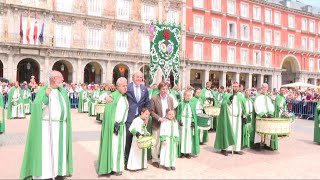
top-left (149, 22), bottom-right (181, 85)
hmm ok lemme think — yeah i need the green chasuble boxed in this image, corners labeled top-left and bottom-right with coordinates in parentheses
top-left (0, 93), bottom-right (5, 133)
top-left (22, 88), bottom-right (32, 114)
top-left (149, 88), bottom-right (159, 99)
top-left (214, 94), bottom-right (236, 150)
top-left (97, 90), bottom-right (124, 175)
top-left (242, 97), bottom-right (253, 149)
top-left (200, 88), bottom-right (214, 106)
top-left (20, 86), bottom-right (73, 180)
top-left (190, 96), bottom-right (208, 143)
top-left (77, 90), bottom-right (88, 113)
top-left (7, 87), bottom-right (24, 119)
top-left (314, 101), bottom-right (320, 143)
top-left (274, 95), bottom-right (286, 118)
top-left (176, 100), bottom-right (200, 157)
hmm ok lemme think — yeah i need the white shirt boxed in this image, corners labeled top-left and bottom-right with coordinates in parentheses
top-left (133, 83), bottom-right (141, 115)
top-left (160, 94), bottom-right (168, 118)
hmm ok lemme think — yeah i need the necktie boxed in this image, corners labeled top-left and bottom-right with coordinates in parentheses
top-left (136, 85), bottom-right (140, 102)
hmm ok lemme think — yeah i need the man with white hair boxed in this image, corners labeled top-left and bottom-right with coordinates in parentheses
top-left (98, 77), bottom-right (129, 176)
top-left (20, 70), bottom-right (73, 180)
top-left (7, 81), bottom-right (25, 119)
top-left (252, 83), bottom-right (278, 151)
top-left (21, 82), bottom-right (32, 114)
top-left (123, 71), bottom-right (150, 167)
top-left (104, 71), bottom-right (151, 167)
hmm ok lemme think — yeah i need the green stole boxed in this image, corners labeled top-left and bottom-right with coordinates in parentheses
top-left (97, 90), bottom-right (127, 175)
top-left (20, 86), bottom-right (73, 179)
top-left (176, 100), bottom-right (200, 156)
top-left (116, 96), bottom-right (128, 172)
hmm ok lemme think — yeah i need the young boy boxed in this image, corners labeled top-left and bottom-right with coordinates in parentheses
top-left (160, 109), bottom-right (179, 171)
top-left (127, 108), bottom-right (151, 170)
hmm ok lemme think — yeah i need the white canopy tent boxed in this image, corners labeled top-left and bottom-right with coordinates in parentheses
top-left (281, 82), bottom-right (318, 88)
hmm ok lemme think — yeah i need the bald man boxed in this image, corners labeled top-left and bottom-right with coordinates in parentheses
top-left (20, 71), bottom-right (73, 180)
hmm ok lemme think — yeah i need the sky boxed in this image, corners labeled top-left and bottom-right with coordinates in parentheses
top-left (299, 0), bottom-right (320, 8)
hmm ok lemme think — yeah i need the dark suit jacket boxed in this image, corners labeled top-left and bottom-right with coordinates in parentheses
top-left (126, 82), bottom-right (150, 124)
top-left (150, 94), bottom-right (174, 130)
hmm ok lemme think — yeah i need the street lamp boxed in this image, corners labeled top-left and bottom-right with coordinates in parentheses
top-left (61, 64), bottom-right (65, 71)
top-left (91, 66), bottom-right (95, 73)
top-left (26, 62), bottom-right (31, 70)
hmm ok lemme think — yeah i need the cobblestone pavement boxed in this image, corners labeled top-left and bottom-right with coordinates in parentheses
top-left (0, 109), bottom-right (319, 179)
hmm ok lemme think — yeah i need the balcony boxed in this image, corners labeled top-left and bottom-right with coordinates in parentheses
top-left (0, 33), bottom-right (151, 57)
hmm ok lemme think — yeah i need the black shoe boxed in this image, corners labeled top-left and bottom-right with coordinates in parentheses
top-left (171, 167), bottom-right (176, 170)
top-left (165, 167), bottom-right (171, 171)
top-left (221, 150), bottom-right (228, 156)
top-left (180, 153), bottom-right (185, 158)
top-left (55, 176), bottom-right (66, 180)
top-left (186, 154), bottom-right (191, 159)
top-left (152, 162), bottom-right (160, 168)
top-left (234, 151), bottom-right (244, 155)
top-left (116, 172), bottom-right (122, 176)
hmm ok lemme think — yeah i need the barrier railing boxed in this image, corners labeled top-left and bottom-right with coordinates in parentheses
top-left (287, 100), bottom-right (317, 120)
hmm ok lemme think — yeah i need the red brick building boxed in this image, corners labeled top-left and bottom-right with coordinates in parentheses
top-left (185, 0), bottom-right (320, 89)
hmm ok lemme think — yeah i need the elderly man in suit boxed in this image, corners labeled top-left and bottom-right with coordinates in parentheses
top-left (150, 82), bottom-right (174, 168)
top-left (124, 71), bottom-right (150, 166)
top-left (105, 71), bottom-right (150, 168)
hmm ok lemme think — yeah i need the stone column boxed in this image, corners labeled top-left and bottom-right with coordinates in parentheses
top-left (257, 74), bottom-right (264, 88)
top-left (99, 60), bottom-right (106, 83)
top-left (246, 73), bottom-right (252, 89)
top-left (40, 56), bottom-right (50, 83)
top-left (273, 71), bottom-right (282, 90)
top-left (185, 67), bottom-right (191, 88)
top-left (202, 69), bottom-right (209, 87)
top-left (7, 54), bottom-right (15, 82)
top-left (219, 71), bottom-right (226, 88)
top-left (313, 78), bottom-right (317, 85)
top-left (234, 72), bottom-right (240, 83)
top-left (77, 58), bottom-right (83, 83)
top-left (105, 60), bottom-right (113, 84)
top-left (267, 75), bottom-right (273, 90)
top-left (2, 54), bottom-right (9, 81)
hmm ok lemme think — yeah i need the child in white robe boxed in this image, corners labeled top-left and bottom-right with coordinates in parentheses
top-left (127, 108), bottom-right (151, 171)
top-left (160, 109), bottom-right (180, 171)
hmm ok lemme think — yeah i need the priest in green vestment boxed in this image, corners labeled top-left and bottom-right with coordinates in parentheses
top-left (242, 89), bottom-right (253, 149)
top-left (274, 87), bottom-right (287, 118)
top-left (78, 84), bottom-right (89, 113)
top-left (7, 81), bottom-right (25, 119)
top-left (314, 101), bottom-right (320, 144)
top-left (214, 86), bottom-right (225, 107)
top-left (214, 82), bottom-right (246, 156)
top-left (176, 90), bottom-right (200, 158)
top-left (252, 83), bottom-right (278, 151)
top-left (191, 88), bottom-right (208, 144)
top-left (20, 70), bottom-right (73, 180)
top-left (0, 92), bottom-right (5, 133)
top-left (200, 81), bottom-right (214, 107)
top-left (88, 84), bottom-right (100, 117)
top-left (97, 77), bottom-right (129, 176)
top-left (21, 82), bottom-right (32, 115)
top-left (96, 85), bottom-right (111, 121)
top-left (200, 81), bottom-right (215, 131)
